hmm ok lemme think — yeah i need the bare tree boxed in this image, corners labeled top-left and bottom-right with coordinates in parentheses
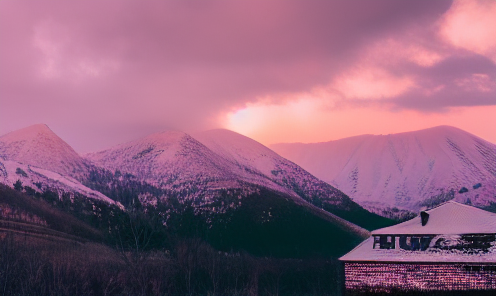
top-left (115, 211), bottom-right (157, 296)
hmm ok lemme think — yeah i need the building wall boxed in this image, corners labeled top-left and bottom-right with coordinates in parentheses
top-left (344, 262), bottom-right (496, 294)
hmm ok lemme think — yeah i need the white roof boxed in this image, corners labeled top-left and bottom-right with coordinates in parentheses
top-left (339, 237), bottom-right (496, 263)
top-left (372, 201), bottom-right (496, 235)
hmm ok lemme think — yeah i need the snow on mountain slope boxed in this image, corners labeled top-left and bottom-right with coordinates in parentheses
top-left (193, 129), bottom-right (355, 210)
top-left (85, 130), bottom-right (318, 205)
top-left (85, 129), bottom-right (382, 242)
top-left (86, 131), bottom-right (226, 183)
top-left (193, 129), bottom-right (282, 177)
top-left (85, 129), bottom-right (377, 223)
top-left (271, 126), bottom-right (496, 212)
top-left (0, 124), bottom-right (116, 204)
top-left (0, 124), bottom-right (89, 178)
top-left (0, 159), bottom-right (115, 204)
top-left (84, 130), bottom-right (285, 207)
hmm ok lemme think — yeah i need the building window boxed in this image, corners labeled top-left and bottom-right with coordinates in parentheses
top-left (411, 237), bottom-right (420, 250)
top-left (420, 236), bottom-right (433, 250)
top-left (379, 235), bottom-right (395, 249)
top-left (374, 236), bottom-right (380, 249)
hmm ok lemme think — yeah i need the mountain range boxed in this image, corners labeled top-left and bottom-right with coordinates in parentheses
top-left (85, 128), bottom-right (379, 222)
top-left (0, 124), bottom-right (393, 257)
top-left (271, 126), bottom-right (496, 217)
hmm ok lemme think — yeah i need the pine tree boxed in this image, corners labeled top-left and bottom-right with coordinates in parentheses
top-left (13, 180), bottom-right (23, 191)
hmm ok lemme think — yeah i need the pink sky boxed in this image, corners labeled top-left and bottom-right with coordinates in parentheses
top-left (1, 0), bottom-right (495, 152)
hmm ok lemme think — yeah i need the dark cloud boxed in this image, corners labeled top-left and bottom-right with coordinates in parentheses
top-left (391, 54), bottom-right (496, 111)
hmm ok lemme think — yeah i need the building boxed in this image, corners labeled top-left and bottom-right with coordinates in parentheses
top-left (340, 201), bottom-right (496, 295)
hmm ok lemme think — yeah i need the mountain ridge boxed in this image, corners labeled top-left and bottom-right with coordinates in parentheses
top-left (0, 123), bottom-right (90, 178)
top-left (84, 126), bottom-right (392, 231)
top-left (271, 125), bottom-right (496, 214)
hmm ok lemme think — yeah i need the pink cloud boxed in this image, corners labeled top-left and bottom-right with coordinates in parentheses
top-left (331, 66), bottom-right (415, 100)
top-left (455, 73), bottom-right (495, 93)
top-left (33, 20), bottom-right (120, 82)
top-left (367, 38), bottom-right (446, 67)
top-left (440, 0), bottom-right (496, 63)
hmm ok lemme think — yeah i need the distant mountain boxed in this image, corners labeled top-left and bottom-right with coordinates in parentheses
top-left (271, 126), bottom-right (496, 215)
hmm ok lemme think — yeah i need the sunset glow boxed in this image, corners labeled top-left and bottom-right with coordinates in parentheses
top-left (227, 102), bottom-right (496, 146)
top-left (1, 0), bottom-right (495, 152)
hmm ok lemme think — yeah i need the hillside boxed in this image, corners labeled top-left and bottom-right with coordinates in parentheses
top-left (0, 183), bottom-right (104, 242)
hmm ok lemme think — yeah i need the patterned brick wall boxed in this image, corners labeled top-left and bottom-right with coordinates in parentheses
top-left (344, 262), bottom-right (496, 293)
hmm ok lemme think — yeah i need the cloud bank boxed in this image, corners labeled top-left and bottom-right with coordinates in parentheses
top-left (1, 0), bottom-right (495, 151)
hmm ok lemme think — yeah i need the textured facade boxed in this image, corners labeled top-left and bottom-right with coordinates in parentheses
top-left (344, 262), bottom-right (496, 294)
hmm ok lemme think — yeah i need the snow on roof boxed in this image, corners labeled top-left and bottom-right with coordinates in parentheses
top-left (372, 201), bottom-right (496, 235)
top-left (340, 201), bottom-right (496, 263)
top-left (339, 237), bottom-right (496, 263)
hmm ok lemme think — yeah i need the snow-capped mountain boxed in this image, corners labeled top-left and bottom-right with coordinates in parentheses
top-left (271, 126), bottom-right (496, 213)
top-left (85, 130), bottom-right (258, 209)
top-left (0, 124), bottom-right (90, 178)
top-left (85, 128), bottom-right (390, 230)
top-left (0, 124), bottom-right (114, 204)
top-left (0, 124), bottom-right (392, 238)
top-left (0, 124), bottom-right (396, 257)
top-left (85, 129), bottom-right (349, 209)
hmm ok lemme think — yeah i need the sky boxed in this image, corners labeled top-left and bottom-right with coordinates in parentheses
top-left (1, 0), bottom-right (495, 152)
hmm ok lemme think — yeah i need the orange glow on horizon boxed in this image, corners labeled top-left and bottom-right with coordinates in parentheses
top-left (225, 102), bottom-right (496, 146)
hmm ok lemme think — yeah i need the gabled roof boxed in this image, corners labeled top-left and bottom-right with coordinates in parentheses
top-left (372, 201), bottom-right (496, 235)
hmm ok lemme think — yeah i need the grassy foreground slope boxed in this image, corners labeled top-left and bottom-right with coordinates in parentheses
top-left (0, 183), bottom-right (103, 242)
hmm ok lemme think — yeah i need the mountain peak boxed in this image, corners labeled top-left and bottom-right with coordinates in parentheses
top-left (143, 130), bottom-right (189, 142)
top-left (28, 123), bottom-right (51, 131)
top-left (194, 129), bottom-right (276, 155)
top-left (194, 128), bottom-right (254, 143)
top-left (385, 125), bottom-right (478, 141)
top-left (423, 125), bottom-right (462, 132)
top-left (1, 123), bottom-right (55, 141)
top-left (0, 124), bottom-right (87, 177)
